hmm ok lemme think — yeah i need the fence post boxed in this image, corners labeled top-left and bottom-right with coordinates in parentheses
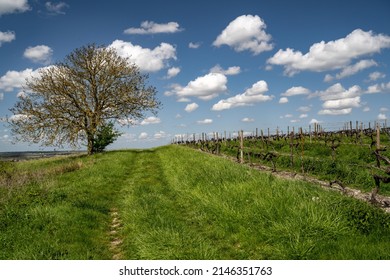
top-left (290, 129), bottom-right (294, 167)
top-left (376, 123), bottom-right (380, 150)
top-left (240, 130), bottom-right (244, 163)
top-left (261, 129), bottom-right (264, 150)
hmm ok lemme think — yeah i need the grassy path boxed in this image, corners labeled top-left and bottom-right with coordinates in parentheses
top-left (1, 146), bottom-right (390, 259)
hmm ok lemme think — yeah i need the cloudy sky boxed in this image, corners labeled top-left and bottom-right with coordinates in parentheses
top-left (0, 0), bottom-right (390, 151)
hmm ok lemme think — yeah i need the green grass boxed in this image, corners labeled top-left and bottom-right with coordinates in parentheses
top-left (1, 145), bottom-right (390, 259)
top-left (198, 133), bottom-right (390, 195)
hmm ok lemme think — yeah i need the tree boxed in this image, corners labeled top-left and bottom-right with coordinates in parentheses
top-left (9, 44), bottom-right (160, 155)
top-left (93, 122), bottom-right (122, 153)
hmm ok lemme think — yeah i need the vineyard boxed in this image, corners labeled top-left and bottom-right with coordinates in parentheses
top-left (174, 120), bottom-right (390, 208)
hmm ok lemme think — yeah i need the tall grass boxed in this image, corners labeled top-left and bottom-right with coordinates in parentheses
top-left (1, 146), bottom-right (389, 259)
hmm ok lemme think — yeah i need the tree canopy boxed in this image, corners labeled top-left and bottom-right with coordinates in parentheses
top-left (9, 44), bottom-right (160, 154)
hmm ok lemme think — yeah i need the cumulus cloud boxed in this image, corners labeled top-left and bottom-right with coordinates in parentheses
top-left (368, 71), bottom-right (386, 81)
top-left (45, 1), bottom-right (69, 15)
top-left (184, 102), bottom-right (199, 113)
top-left (297, 106), bottom-right (312, 112)
top-left (0, 68), bottom-right (41, 92)
top-left (309, 118), bottom-right (321, 124)
top-left (109, 40), bottom-right (176, 72)
top-left (281, 86), bottom-right (311, 97)
top-left (165, 67), bottom-right (180, 79)
top-left (0, 0), bottom-right (30, 16)
top-left (324, 59), bottom-right (378, 82)
top-left (212, 80), bottom-right (273, 111)
top-left (209, 64), bottom-right (241, 75)
top-left (267, 29), bottom-right (390, 76)
top-left (197, 118), bottom-right (213, 124)
top-left (138, 132), bottom-right (148, 139)
top-left (242, 117), bottom-right (254, 122)
top-left (378, 113), bottom-right (387, 120)
top-left (140, 116), bottom-right (161, 125)
top-left (118, 116), bottom-right (161, 126)
top-left (0, 31), bottom-right (15, 46)
top-left (366, 81), bottom-right (390, 93)
top-left (164, 72), bottom-right (227, 101)
top-left (154, 131), bottom-right (168, 139)
top-left (317, 83), bottom-right (362, 115)
top-left (279, 97), bottom-right (288, 104)
top-left (24, 45), bottom-right (53, 64)
top-left (213, 14), bottom-right (273, 55)
top-left (189, 42), bottom-right (201, 49)
top-left (124, 21), bottom-right (183, 34)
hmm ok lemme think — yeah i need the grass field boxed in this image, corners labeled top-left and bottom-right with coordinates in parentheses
top-left (1, 145), bottom-right (390, 259)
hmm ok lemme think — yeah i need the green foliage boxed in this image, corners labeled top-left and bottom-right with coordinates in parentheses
top-left (93, 122), bottom-right (122, 153)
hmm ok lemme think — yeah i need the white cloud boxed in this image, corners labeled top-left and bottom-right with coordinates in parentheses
top-left (318, 108), bottom-right (353, 115)
top-left (309, 118), bottom-right (321, 124)
top-left (184, 102), bottom-right (199, 113)
top-left (377, 113), bottom-right (387, 120)
top-left (138, 132), bottom-right (148, 139)
top-left (117, 116), bottom-right (160, 126)
top-left (299, 114), bottom-right (308, 118)
top-left (189, 42), bottom-right (201, 49)
top-left (212, 80), bottom-right (273, 111)
top-left (213, 14), bottom-right (273, 55)
top-left (297, 106), bottom-right (312, 112)
top-left (325, 59), bottom-right (378, 81)
top-left (24, 45), bottom-right (53, 64)
top-left (279, 97), bottom-right (288, 104)
top-left (242, 117), bottom-right (254, 122)
top-left (363, 107), bottom-right (370, 112)
top-left (267, 29), bottom-right (390, 76)
top-left (109, 40), bottom-right (176, 72)
top-left (154, 131), bottom-right (168, 139)
top-left (209, 64), bottom-right (241, 75)
top-left (166, 67), bottom-right (180, 79)
top-left (45, 1), bottom-right (69, 15)
top-left (197, 118), bottom-right (213, 124)
top-left (0, 31), bottom-right (15, 46)
top-left (0, 0), bottom-right (30, 16)
top-left (368, 71), bottom-right (386, 81)
top-left (0, 68), bottom-right (41, 92)
top-left (165, 73), bottom-right (227, 101)
top-left (380, 107), bottom-right (388, 112)
top-left (322, 96), bottom-right (361, 110)
top-left (314, 83), bottom-right (362, 115)
top-left (281, 86), bottom-right (310, 97)
top-left (140, 116), bottom-right (161, 125)
top-left (318, 83), bottom-right (361, 101)
top-left (124, 21), bottom-right (183, 35)
top-left (366, 82), bottom-right (390, 94)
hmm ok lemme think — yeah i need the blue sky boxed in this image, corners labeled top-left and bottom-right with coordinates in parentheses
top-left (0, 0), bottom-right (390, 151)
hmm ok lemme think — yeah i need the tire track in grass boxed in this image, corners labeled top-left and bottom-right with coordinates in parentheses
top-left (109, 207), bottom-right (123, 260)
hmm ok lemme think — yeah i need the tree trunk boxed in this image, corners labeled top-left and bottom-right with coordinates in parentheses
top-left (87, 133), bottom-right (94, 155)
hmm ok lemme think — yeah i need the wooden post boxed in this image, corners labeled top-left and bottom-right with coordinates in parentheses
top-left (376, 123), bottom-right (380, 150)
top-left (290, 129), bottom-right (294, 167)
top-left (261, 129), bottom-right (264, 150)
top-left (240, 130), bottom-right (244, 163)
top-left (216, 132), bottom-right (220, 155)
top-left (300, 127), bottom-right (304, 174)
